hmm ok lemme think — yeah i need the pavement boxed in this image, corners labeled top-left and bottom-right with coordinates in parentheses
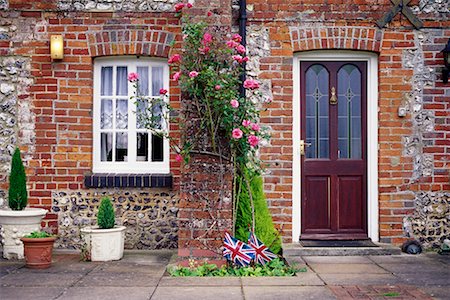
top-left (1, 250), bottom-right (449, 300)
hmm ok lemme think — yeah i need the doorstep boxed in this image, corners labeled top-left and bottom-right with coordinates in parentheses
top-left (283, 242), bottom-right (401, 257)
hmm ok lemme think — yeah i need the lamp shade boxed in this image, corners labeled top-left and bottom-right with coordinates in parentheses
top-left (50, 35), bottom-right (64, 60)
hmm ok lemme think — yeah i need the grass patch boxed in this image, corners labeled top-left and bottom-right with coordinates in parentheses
top-left (382, 292), bottom-right (401, 297)
top-left (168, 258), bottom-right (306, 277)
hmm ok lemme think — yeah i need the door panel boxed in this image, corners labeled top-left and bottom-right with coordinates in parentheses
top-left (300, 61), bottom-right (367, 240)
top-left (304, 176), bottom-right (330, 231)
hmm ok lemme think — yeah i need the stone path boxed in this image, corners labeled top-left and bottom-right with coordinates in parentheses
top-left (0, 250), bottom-right (449, 299)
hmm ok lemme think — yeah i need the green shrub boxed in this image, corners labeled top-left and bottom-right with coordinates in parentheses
top-left (8, 148), bottom-right (28, 211)
top-left (235, 173), bottom-right (282, 254)
top-left (97, 197), bottom-right (115, 229)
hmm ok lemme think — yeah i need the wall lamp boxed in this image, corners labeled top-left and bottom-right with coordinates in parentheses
top-left (441, 38), bottom-right (450, 84)
top-left (50, 35), bottom-right (64, 60)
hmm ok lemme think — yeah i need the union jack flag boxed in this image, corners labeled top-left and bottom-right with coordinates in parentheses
top-left (248, 232), bottom-right (277, 265)
top-left (223, 232), bottom-right (255, 267)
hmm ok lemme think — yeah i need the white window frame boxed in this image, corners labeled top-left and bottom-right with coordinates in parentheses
top-left (93, 57), bottom-right (170, 174)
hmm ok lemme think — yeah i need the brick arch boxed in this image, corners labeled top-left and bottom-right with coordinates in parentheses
top-left (289, 26), bottom-right (383, 53)
top-left (87, 28), bottom-right (174, 58)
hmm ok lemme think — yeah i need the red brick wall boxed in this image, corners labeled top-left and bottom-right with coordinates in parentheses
top-left (248, 0), bottom-right (449, 244)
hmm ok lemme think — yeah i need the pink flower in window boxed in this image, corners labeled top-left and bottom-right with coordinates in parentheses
top-left (159, 88), bottom-right (168, 95)
top-left (128, 72), bottom-right (139, 82)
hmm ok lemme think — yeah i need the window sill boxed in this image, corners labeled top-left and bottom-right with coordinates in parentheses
top-left (84, 173), bottom-right (173, 188)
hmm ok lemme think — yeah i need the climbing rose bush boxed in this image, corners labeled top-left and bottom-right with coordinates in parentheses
top-left (131, 2), bottom-right (270, 173)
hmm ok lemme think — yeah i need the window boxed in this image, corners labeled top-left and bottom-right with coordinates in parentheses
top-left (93, 57), bottom-right (170, 174)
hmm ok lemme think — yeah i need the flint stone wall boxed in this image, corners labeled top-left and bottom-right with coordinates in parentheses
top-left (57, 0), bottom-right (177, 11)
top-left (52, 189), bottom-right (179, 250)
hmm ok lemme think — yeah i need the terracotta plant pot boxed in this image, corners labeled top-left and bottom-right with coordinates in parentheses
top-left (20, 236), bottom-right (56, 269)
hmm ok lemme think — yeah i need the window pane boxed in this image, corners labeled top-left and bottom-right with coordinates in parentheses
top-left (115, 132), bottom-right (128, 162)
top-left (116, 66), bottom-right (128, 96)
top-left (136, 98), bottom-right (148, 129)
top-left (116, 99), bottom-right (128, 129)
top-left (101, 67), bottom-right (113, 96)
top-left (152, 67), bottom-right (164, 96)
top-left (137, 132), bottom-right (149, 161)
top-left (151, 134), bottom-right (163, 162)
top-left (337, 64), bottom-right (361, 159)
top-left (101, 132), bottom-right (112, 161)
top-left (101, 99), bottom-right (112, 129)
top-left (305, 64), bottom-right (329, 159)
top-left (137, 67), bottom-right (149, 96)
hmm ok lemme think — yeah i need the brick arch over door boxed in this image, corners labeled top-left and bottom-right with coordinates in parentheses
top-left (289, 27), bottom-right (383, 52)
top-left (87, 29), bottom-right (175, 57)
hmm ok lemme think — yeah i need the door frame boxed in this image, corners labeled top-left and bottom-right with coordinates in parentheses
top-left (292, 50), bottom-right (379, 242)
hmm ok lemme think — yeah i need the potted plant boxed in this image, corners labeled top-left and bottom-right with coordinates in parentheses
top-left (0, 148), bottom-right (47, 259)
top-left (20, 230), bottom-right (56, 269)
top-left (80, 197), bottom-right (126, 261)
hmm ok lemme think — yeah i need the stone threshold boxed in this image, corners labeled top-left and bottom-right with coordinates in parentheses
top-left (283, 243), bottom-right (402, 257)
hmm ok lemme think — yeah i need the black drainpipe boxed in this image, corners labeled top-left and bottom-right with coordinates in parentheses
top-left (239, 0), bottom-right (247, 98)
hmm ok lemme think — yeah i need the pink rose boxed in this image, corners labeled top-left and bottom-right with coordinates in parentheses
top-left (189, 71), bottom-right (199, 78)
top-left (172, 71), bottom-right (181, 81)
top-left (168, 54), bottom-right (181, 64)
top-left (232, 34), bottom-right (242, 43)
top-left (202, 33), bottom-right (213, 45)
top-left (186, 3), bottom-right (193, 8)
top-left (226, 40), bottom-right (238, 48)
top-left (230, 99), bottom-right (239, 108)
top-left (199, 46), bottom-right (210, 54)
top-left (243, 79), bottom-right (259, 90)
top-left (232, 128), bottom-right (243, 139)
top-left (242, 56), bottom-right (249, 62)
top-left (128, 72), bottom-right (139, 82)
top-left (236, 44), bottom-right (246, 54)
top-left (251, 123), bottom-right (260, 132)
top-left (159, 88), bottom-right (168, 95)
top-left (175, 154), bottom-right (183, 162)
top-left (248, 135), bottom-right (259, 147)
top-left (207, 11), bottom-right (212, 17)
top-left (174, 3), bottom-right (184, 12)
top-left (242, 120), bottom-right (251, 127)
top-left (232, 55), bottom-right (243, 63)
top-left (215, 85), bottom-right (221, 90)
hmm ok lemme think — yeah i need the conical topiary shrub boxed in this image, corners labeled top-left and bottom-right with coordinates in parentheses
top-left (235, 174), bottom-right (282, 254)
top-left (8, 147), bottom-right (28, 211)
top-left (97, 197), bottom-right (115, 229)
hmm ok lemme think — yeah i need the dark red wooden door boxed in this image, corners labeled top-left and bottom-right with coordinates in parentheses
top-left (300, 61), bottom-right (367, 240)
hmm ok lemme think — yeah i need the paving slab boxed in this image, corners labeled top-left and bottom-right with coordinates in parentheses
top-left (0, 272), bottom-right (84, 287)
top-left (319, 273), bottom-right (403, 285)
top-left (93, 262), bottom-right (166, 275)
top-left (243, 286), bottom-right (336, 300)
top-left (378, 262), bottom-right (450, 274)
top-left (75, 271), bottom-right (161, 287)
top-left (58, 286), bottom-right (156, 300)
top-left (421, 285), bottom-right (450, 300)
top-left (303, 256), bottom-right (373, 264)
top-left (308, 263), bottom-right (389, 274)
top-left (117, 251), bottom-right (174, 265)
top-left (241, 273), bottom-right (324, 286)
top-left (151, 286), bottom-right (243, 300)
top-left (396, 273), bottom-right (450, 286)
top-left (329, 285), bottom-right (434, 299)
top-left (159, 276), bottom-right (241, 286)
top-left (0, 286), bottom-right (62, 300)
top-left (368, 254), bottom-right (441, 264)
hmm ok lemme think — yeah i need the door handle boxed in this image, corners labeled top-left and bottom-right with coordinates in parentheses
top-left (300, 140), bottom-right (311, 156)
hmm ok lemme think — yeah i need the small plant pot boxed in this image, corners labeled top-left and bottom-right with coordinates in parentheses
top-left (20, 236), bottom-right (56, 269)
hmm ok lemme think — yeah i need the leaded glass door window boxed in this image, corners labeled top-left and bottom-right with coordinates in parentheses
top-left (93, 57), bottom-right (170, 173)
top-left (300, 61), bottom-right (368, 240)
